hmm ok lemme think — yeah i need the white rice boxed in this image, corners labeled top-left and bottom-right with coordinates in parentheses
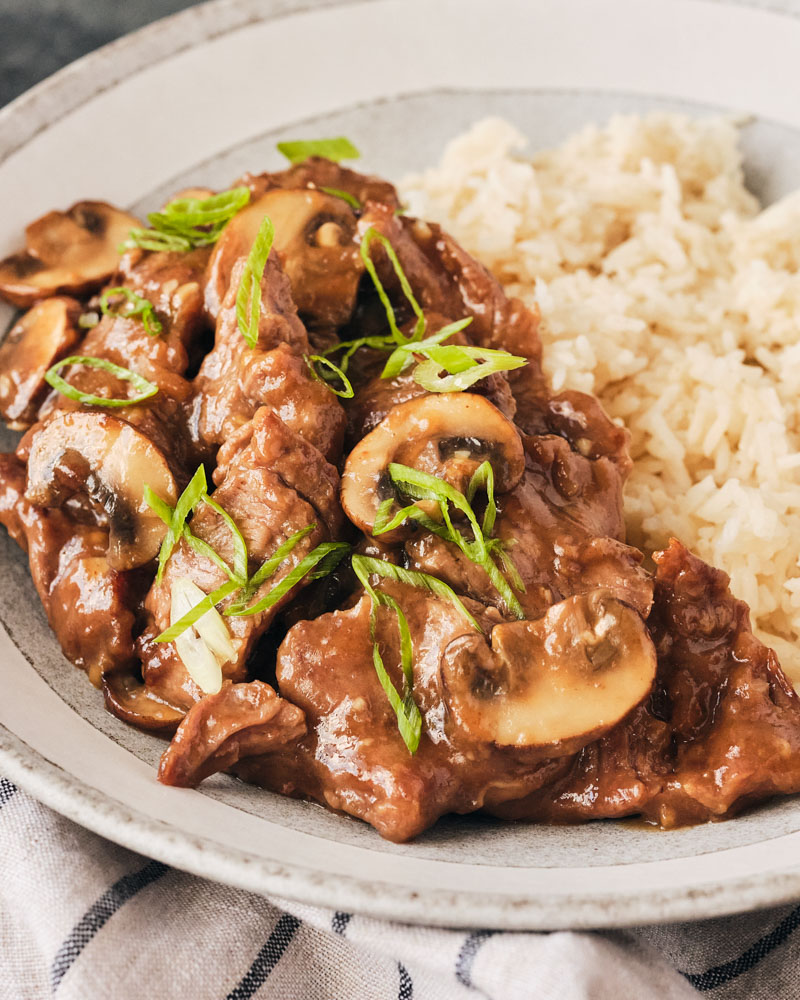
top-left (400, 115), bottom-right (800, 684)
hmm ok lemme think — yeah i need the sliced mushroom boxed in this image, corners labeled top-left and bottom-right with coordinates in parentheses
top-left (103, 671), bottom-right (185, 734)
top-left (24, 411), bottom-right (178, 570)
top-left (441, 590), bottom-right (657, 751)
top-left (0, 201), bottom-right (141, 307)
top-left (341, 393), bottom-right (524, 537)
top-left (0, 297), bottom-right (82, 429)
top-left (204, 188), bottom-right (363, 325)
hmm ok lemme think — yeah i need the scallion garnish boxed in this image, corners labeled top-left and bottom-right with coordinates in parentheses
top-left (304, 354), bottom-right (355, 398)
top-left (360, 227), bottom-right (426, 344)
top-left (202, 493), bottom-right (249, 585)
top-left (78, 311), bottom-right (99, 329)
top-left (319, 187), bottom-right (361, 209)
top-left (145, 465), bottom-right (208, 584)
top-left (352, 556), bottom-right (482, 633)
top-left (379, 319), bottom-right (474, 379)
top-left (374, 462), bottom-right (526, 619)
top-left (100, 286), bottom-right (162, 337)
top-left (124, 229), bottom-right (193, 253)
top-left (351, 554), bottom-right (482, 753)
top-left (44, 356), bottom-right (159, 409)
top-left (236, 216), bottom-right (275, 349)
top-left (123, 186), bottom-right (251, 253)
top-left (277, 137), bottom-right (360, 164)
top-left (155, 578), bottom-right (241, 643)
top-left (225, 541), bottom-right (350, 618)
top-left (324, 231), bottom-right (527, 392)
top-left (413, 346), bottom-right (527, 392)
top-left (145, 471), bottom-right (348, 639)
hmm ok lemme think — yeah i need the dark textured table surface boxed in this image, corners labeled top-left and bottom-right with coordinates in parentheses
top-left (0, 0), bottom-right (202, 109)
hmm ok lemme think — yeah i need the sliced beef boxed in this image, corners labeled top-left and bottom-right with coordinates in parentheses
top-left (236, 583), bottom-right (569, 842)
top-left (190, 255), bottom-right (345, 462)
top-left (135, 407), bottom-right (343, 713)
top-left (159, 680), bottom-right (306, 786)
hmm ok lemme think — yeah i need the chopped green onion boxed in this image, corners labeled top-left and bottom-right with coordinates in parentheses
top-left (123, 186), bottom-right (250, 252)
top-left (78, 311), bottom-right (99, 329)
top-left (467, 461), bottom-right (497, 538)
top-left (277, 137), bottom-right (360, 164)
top-left (378, 464), bottom-right (526, 619)
top-left (44, 355), bottom-right (158, 409)
top-left (100, 286), bottom-right (162, 337)
top-left (495, 543), bottom-right (526, 595)
top-left (351, 553), bottom-right (484, 753)
top-left (352, 555), bottom-right (482, 633)
top-left (370, 593), bottom-right (421, 753)
top-left (201, 493), bottom-right (249, 585)
top-left (236, 216), bottom-right (275, 349)
top-left (320, 333), bottom-right (395, 374)
top-left (360, 227), bottom-right (425, 345)
top-left (145, 465), bottom-right (208, 584)
top-left (304, 354), bottom-right (354, 398)
top-left (380, 319), bottom-right (474, 379)
top-left (387, 463), bottom-right (489, 561)
top-left (247, 526), bottom-right (316, 593)
top-left (181, 530), bottom-right (239, 583)
top-left (155, 578), bottom-right (240, 643)
top-left (413, 346), bottom-right (527, 393)
top-left (226, 541), bottom-right (350, 618)
top-left (319, 186), bottom-right (361, 209)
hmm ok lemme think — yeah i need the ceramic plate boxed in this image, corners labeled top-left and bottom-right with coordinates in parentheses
top-left (2, 0), bottom-right (800, 930)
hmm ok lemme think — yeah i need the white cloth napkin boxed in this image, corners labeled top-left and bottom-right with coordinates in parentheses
top-left (2, 777), bottom-right (799, 1000)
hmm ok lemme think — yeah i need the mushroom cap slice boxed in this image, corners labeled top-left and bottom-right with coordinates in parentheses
top-left (0, 201), bottom-right (141, 307)
top-left (24, 410), bottom-right (178, 570)
top-left (205, 187), bottom-right (363, 325)
top-left (341, 393), bottom-right (525, 537)
top-left (0, 296), bottom-right (82, 429)
top-left (103, 672), bottom-right (185, 735)
top-left (441, 590), bottom-right (657, 751)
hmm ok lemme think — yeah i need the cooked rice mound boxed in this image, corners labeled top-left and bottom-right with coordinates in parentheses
top-left (401, 114), bottom-right (800, 684)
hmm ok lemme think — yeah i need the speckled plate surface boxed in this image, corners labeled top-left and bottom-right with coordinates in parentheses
top-left (2, 0), bottom-right (800, 930)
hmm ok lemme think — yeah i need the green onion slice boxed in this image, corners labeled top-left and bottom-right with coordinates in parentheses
top-left (352, 555), bottom-right (482, 633)
top-left (100, 286), bottom-right (162, 337)
top-left (201, 493), bottom-right (249, 585)
top-left (277, 137), bottom-right (360, 164)
top-left (44, 356), bottom-right (158, 409)
top-left (78, 311), bottom-right (99, 329)
top-left (145, 465), bottom-right (208, 584)
top-left (154, 578), bottom-right (241, 643)
top-left (123, 228), bottom-right (192, 253)
top-left (413, 346), bottom-right (527, 393)
top-left (319, 187), bottom-right (361, 209)
top-left (304, 354), bottom-right (354, 398)
top-left (370, 593), bottom-right (421, 753)
top-left (228, 524), bottom-right (315, 611)
top-left (377, 464), bottom-right (526, 620)
top-left (320, 333), bottom-right (396, 374)
top-left (351, 553), bottom-right (484, 753)
top-left (360, 227), bottom-right (426, 345)
top-left (380, 319), bottom-right (474, 379)
top-left (236, 216), bottom-right (275, 349)
top-left (225, 541), bottom-right (350, 618)
top-left (123, 186), bottom-right (250, 253)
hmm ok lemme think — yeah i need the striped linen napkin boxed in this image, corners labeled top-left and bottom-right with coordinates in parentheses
top-left (2, 777), bottom-right (798, 1000)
